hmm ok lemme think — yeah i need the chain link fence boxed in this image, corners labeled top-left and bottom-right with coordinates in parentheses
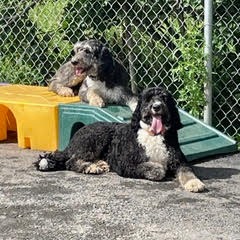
top-left (212, 1), bottom-right (239, 142)
top-left (0, 0), bottom-right (239, 142)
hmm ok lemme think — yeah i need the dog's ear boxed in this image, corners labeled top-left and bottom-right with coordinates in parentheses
top-left (100, 46), bottom-right (112, 60)
top-left (131, 94), bottom-right (142, 132)
top-left (167, 93), bottom-right (183, 131)
top-left (99, 46), bottom-right (115, 79)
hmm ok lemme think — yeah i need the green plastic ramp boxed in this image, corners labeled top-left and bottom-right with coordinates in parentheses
top-left (59, 103), bottom-right (237, 161)
top-left (59, 104), bottom-right (131, 152)
top-left (177, 109), bottom-right (237, 161)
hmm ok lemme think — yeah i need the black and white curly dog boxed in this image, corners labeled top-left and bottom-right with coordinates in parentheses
top-left (49, 39), bottom-right (137, 111)
top-left (35, 87), bottom-right (205, 192)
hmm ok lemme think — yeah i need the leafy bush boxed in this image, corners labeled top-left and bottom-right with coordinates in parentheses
top-left (169, 17), bottom-right (207, 118)
top-left (0, 56), bottom-right (43, 85)
top-left (0, 0), bottom-right (238, 140)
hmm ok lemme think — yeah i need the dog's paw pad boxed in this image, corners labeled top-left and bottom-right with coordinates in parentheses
top-left (57, 87), bottom-right (74, 97)
top-left (184, 179), bottom-right (205, 193)
top-left (144, 169), bottom-right (165, 181)
top-left (89, 96), bottom-right (105, 107)
top-left (84, 164), bottom-right (100, 174)
top-left (96, 160), bottom-right (110, 172)
top-left (84, 162), bottom-right (109, 175)
top-left (38, 158), bottom-right (49, 171)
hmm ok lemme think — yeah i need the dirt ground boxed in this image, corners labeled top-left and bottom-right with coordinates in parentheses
top-left (0, 142), bottom-right (240, 240)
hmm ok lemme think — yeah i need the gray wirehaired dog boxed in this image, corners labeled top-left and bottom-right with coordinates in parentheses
top-left (48, 39), bottom-right (138, 111)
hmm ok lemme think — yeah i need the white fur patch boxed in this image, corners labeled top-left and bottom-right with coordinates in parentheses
top-left (140, 120), bottom-right (150, 131)
top-left (85, 77), bottom-right (131, 105)
top-left (38, 158), bottom-right (49, 170)
top-left (137, 128), bottom-right (169, 171)
top-left (85, 76), bottom-right (99, 88)
top-left (127, 98), bottom-right (138, 112)
top-left (184, 179), bottom-right (205, 192)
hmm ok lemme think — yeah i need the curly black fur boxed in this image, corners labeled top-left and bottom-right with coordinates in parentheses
top-left (35, 87), bottom-right (205, 192)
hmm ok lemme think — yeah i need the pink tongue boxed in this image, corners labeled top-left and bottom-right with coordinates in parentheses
top-left (75, 68), bottom-right (84, 76)
top-left (150, 117), bottom-right (163, 135)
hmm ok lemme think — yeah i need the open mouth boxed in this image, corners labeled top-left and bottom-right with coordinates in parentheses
top-left (140, 114), bottom-right (166, 135)
top-left (149, 115), bottom-right (165, 135)
top-left (74, 66), bottom-right (88, 76)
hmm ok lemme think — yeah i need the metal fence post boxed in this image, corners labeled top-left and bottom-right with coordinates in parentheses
top-left (204, 0), bottom-right (213, 125)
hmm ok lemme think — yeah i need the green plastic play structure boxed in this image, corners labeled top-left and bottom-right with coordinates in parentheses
top-left (58, 103), bottom-right (237, 162)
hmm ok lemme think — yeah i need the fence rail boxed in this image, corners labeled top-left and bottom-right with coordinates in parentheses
top-left (0, 0), bottom-right (239, 142)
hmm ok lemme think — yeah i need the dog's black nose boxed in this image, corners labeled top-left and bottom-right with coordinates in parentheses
top-left (71, 60), bottom-right (78, 65)
top-left (152, 102), bottom-right (162, 112)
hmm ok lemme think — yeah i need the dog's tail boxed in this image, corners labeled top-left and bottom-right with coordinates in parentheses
top-left (34, 150), bottom-right (69, 171)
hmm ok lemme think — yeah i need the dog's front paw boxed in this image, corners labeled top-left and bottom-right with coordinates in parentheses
top-left (183, 179), bottom-right (205, 193)
top-left (34, 153), bottom-right (57, 171)
top-left (144, 168), bottom-right (165, 181)
top-left (96, 160), bottom-right (110, 173)
top-left (89, 95), bottom-right (105, 107)
top-left (34, 157), bottom-right (50, 171)
top-left (38, 158), bottom-right (49, 171)
top-left (57, 87), bottom-right (74, 97)
top-left (84, 161), bottom-right (109, 174)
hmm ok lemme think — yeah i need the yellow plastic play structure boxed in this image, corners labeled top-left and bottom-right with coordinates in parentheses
top-left (0, 85), bottom-right (79, 151)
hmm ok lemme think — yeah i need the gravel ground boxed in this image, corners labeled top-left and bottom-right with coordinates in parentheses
top-left (0, 142), bottom-right (240, 240)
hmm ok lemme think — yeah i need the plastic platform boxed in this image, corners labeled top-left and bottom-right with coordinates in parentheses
top-left (59, 103), bottom-right (237, 161)
top-left (177, 109), bottom-right (237, 161)
top-left (59, 103), bottom-right (131, 151)
top-left (0, 85), bottom-right (79, 150)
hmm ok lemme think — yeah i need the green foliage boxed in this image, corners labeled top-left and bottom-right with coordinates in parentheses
top-left (29, 0), bottom-right (69, 33)
top-left (0, 56), bottom-right (43, 85)
top-left (126, 26), bottom-right (173, 89)
top-left (212, 0), bottom-right (240, 138)
top-left (167, 17), bottom-right (207, 118)
top-left (0, 0), bottom-right (73, 85)
top-left (0, 0), bottom-right (239, 139)
top-left (29, 0), bottom-right (73, 65)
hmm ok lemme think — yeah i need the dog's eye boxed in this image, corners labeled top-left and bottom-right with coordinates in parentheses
top-left (77, 47), bottom-right (83, 52)
top-left (160, 94), bottom-right (168, 102)
top-left (84, 49), bottom-right (91, 54)
top-left (161, 96), bottom-right (167, 102)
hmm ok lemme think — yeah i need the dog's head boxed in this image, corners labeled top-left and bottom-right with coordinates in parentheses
top-left (131, 87), bottom-right (182, 135)
top-left (71, 39), bottom-right (115, 81)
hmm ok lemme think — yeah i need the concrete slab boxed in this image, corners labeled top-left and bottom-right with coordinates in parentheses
top-left (0, 143), bottom-right (240, 240)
